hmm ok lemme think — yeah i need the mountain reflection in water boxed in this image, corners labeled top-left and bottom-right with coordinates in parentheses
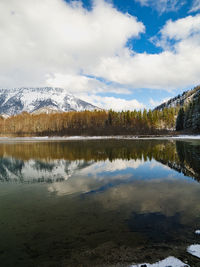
top-left (0, 139), bottom-right (200, 267)
top-left (0, 139), bottom-right (199, 183)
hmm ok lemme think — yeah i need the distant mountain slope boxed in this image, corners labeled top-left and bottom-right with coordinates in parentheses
top-left (155, 85), bottom-right (200, 111)
top-left (0, 87), bottom-right (100, 116)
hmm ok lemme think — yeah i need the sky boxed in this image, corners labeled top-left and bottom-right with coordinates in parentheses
top-left (0, 0), bottom-right (200, 111)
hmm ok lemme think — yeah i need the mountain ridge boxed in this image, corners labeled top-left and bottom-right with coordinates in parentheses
top-left (154, 85), bottom-right (200, 111)
top-left (0, 87), bottom-right (100, 116)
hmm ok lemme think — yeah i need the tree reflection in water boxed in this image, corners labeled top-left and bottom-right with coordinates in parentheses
top-left (0, 139), bottom-right (199, 182)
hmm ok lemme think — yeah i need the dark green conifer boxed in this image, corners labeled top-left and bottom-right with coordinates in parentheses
top-left (176, 108), bottom-right (185, 131)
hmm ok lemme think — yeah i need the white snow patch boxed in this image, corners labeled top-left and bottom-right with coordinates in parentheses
top-left (130, 256), bottom-right (189, 267)
top-left (172, 135), bottom-right (200, 140)
top-left (195, 230), bottom-right (200, 234)
top-left (187, 244), bottom-right (200, 258)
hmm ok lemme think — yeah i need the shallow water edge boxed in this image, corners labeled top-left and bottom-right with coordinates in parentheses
top-left (0, 134), bottom-right (199, 142)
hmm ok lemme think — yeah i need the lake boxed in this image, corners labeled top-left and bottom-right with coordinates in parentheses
top-left (0, 138), bottom-right (200, 266)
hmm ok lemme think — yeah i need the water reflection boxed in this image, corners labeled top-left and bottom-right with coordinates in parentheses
top-left (0, 139), bottom-right (200, 266)
top-left (0, 139), bottom-right (199, 183)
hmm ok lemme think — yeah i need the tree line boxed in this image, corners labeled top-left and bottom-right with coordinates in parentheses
top-left (0, 107), bottom-right (177, 136)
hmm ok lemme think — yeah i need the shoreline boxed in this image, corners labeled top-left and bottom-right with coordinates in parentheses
top-left (0, 134), bottom-right (199, 141)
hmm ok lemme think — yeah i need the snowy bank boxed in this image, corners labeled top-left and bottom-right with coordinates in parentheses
top-left (130, 256), bottom-right (189, 267)
top-left (187, 244), bottom-right (200, 258)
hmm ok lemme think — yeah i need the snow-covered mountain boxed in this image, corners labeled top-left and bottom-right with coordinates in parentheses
top-left (0, 157), bottom-right (94, 183)
top-left (155, 85), bottom-right (200, 110)
top-left (0, 87), bottom-right (100, 116)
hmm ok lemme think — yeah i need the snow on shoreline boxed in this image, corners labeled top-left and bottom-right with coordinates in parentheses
top-left (130, 256), bottom-right (189, 267)
top-left (172, 135), bottom-right (200, 140)
top-left (186, 230), bottom-right (200, 259)
top-left (187, 244), bottom-right (200, 259)
top-left (0, 135), bottom-right (199, 142)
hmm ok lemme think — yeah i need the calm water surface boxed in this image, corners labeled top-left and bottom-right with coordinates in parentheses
top-left (0, 139), bottom-right (200, 266)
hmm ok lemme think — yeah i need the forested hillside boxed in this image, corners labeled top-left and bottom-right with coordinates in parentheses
top-left (176, 90), bottom-right (200, 131)
top-left (154, 85), bottom-right (200, 133)
top-left (155, 85), bottom-right (200, 111)
top-left (0, 108), bottom-right (177, 136)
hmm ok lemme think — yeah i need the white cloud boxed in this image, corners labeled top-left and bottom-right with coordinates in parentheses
top-left (48, 159), bottom-right (144, 196)
top-left (46, 73), bottom-right (142, 110)
top-left (158, 15), bottom-right (200, 44)
top-left (189, 0), bottom-right (200, 12)
top-left (89, 14), bottom-right (200, 90)
top-left (0, 0), bottom-right (144, 89)
top-left (79, 94), bottom-right (144, 111)
top-left (135, 0), bottom-right (185, 13)
top-left (46, 73), bottom-right (131, 95)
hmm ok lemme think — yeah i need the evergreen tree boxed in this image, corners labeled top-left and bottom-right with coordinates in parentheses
top-left (176, 108), bottom-right (185, 131)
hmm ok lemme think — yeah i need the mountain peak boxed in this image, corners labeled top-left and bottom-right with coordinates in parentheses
top-left (0, 87), bottom-right (100, 116)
